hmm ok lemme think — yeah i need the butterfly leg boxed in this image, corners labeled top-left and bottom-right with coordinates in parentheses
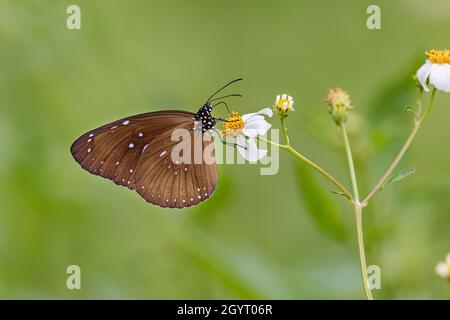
top-left (211, 128), bottom-right (247, 150)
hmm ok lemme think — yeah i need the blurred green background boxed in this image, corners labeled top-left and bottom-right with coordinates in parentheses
top-left (0, 0), bottom-right (449, 299)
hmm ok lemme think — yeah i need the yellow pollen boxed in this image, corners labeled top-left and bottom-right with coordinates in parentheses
top-left (426, 49), bottom-right (450, 64)
top-left (222, 112), bottom-right (244, 136)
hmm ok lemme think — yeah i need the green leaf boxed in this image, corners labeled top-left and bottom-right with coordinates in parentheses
top-left (384, 167), bottom-right (416, 189)
top-left (332, 190), bottom-right (351, 200)
top-left (404, 105), bottom-right (417, 116)
top-left (294, 162), bottom-right (348, 242)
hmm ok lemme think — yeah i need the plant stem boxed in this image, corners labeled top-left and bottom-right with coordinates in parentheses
top-left (280, 117), bottom-right (290, 145)
top-left (340, 123), bottom-right (372, 300)
top-left (354, 204), bottom-right (373, 300)
top-left (259, 136), bottom-right (352, 201)
top-left (419, 88), bottom-right (436, 124)
top-left (285, 145), bottom-right (352, 200)
top-left (361, 123), bottom-right (419, 205)
top-left (362, 88), bottom-right (435, 205)
top-left (341, 124), bottom-right (360, 203)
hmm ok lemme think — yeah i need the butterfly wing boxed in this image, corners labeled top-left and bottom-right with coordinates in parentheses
top-left (70, 110), bottom-right (218, 208)
top-left (133, 122), bottom-right (218, 208)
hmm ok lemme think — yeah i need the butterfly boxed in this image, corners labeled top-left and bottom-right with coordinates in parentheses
top-left (70, 79), bottom-right (243, 208)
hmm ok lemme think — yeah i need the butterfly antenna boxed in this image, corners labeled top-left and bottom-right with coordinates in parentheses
top-left (212, 101), bottom-right (232, 114)
top-left (206, 78), bottom-right (243, 103)
top-left (209, 93), bottom-right (242, 103)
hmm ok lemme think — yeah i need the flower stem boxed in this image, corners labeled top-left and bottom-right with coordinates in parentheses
top-left (259, 135), bottom-right (352, 201)
top-left (419, 88), bottom-right (436, 124)
top-left (362, 88), bottom-right (435, 205)
top-left (354, 204), bottom-right (373, 300)
top-left (341, 123), bottom-right (360, 203)
top-left (285, 145), bottom-right (352, 200)
top-left (280, 117), bottom-right (290, 145)
top-left (340, 123), bottom-right (372, 300)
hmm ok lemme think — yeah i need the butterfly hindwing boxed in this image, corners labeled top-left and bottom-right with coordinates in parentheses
top-left (133, 123), bottom-right (218, 208)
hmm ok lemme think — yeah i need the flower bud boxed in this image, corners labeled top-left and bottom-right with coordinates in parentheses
top-left (324, 88), bottom-right (352, 125)
top-left (435, 253), bottom-right (450, 280)
top-left (274, 94), bottom-right (295, 119)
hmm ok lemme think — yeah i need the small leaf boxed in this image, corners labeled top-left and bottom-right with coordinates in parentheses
top-left (294, 162), bottom-right (348, 242)
top-left (332, 190), bottom-right (351, 200)
top-left (404, 105), bottom-right (417, 115)
top-left (384, 167), bottom-right (416, 189)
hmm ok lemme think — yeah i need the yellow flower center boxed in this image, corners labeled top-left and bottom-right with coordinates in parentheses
top-left (426, 49), bottom-right (450, 64)
top-left (222, 112), bottom-right (244, 136)
top-left (276, 99), bottom-right (291, 111)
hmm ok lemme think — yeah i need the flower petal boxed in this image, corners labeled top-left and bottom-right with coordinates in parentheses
top-left (429, 63), bottom-right (450, 93)
top-left (435, 262), bottom-right (448, 278)
top-left (416, 60), bottom-right (432, 92)
top-left (242, 107), bottom-right (273, 122)
top-left (275, 95), bottom-right (280, 105)
top-left (242, 118), bottom-right (271, 137)
top-left (236, 135), bottom-right (267, 162)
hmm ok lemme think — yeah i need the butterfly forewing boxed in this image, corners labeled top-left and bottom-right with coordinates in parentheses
top-left (71, 110), bottom-right (218, 208)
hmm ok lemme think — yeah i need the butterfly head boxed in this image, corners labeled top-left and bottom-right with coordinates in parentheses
top-left (194, 78), bottom-right (243, 133)
top-left (194, 103), bottom-right (217, 133)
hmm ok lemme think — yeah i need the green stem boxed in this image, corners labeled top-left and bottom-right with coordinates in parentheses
top-left (285, 145), bottom-right (352, 200)
top-left (354, 205), bottom-right (373, 300)
top-left (259, 135), bottom-right (352, 201)
top-left (419, 88), bottom-right (436, 124)
top-left (340, 123), bottom-right (372, 300)
top-left (362, 88), bottom-right (436, 205)
top-left (341, 123), bottom-right (360, 203)
top-left (280, 117), bottom-right (290, 145)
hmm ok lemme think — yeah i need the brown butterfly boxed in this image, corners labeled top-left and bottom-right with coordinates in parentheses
top-left (70, 79), bottom-right (243, 208)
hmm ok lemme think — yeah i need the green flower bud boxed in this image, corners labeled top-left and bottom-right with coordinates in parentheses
top-left (324, 88), bottom-right (352, 125)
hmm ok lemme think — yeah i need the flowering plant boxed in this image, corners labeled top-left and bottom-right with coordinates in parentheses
top-left (221, 50), bottom-right (450, 300)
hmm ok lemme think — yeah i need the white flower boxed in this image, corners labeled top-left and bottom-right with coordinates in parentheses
top-left (222, 108), bottom-right (273, 161)
top-left (417, 50), bottom-right (450, 93)
top-left (435, 252), bottom-right (450, 279)
top-left (275, 94), bottom-right (295, 117)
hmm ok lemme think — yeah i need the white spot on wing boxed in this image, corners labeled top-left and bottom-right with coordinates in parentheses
top-left (122, 120), bottom-right (130, 125)
top-left (138, 132), bottom-right (143, 137)
top-left (87, 148), bottom-right (91, 153)
top-left (128, 143), bottom-right (134, 148)
top-left (88, 133), bottom-right (94, 138)
top-left (160, 151), bottom-right (167, 157)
